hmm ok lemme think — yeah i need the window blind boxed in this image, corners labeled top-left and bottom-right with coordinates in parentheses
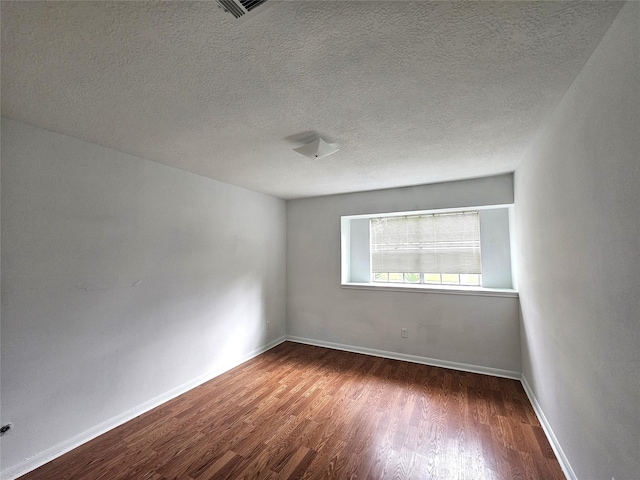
top-left (370, 211), bottom-right (481, 274)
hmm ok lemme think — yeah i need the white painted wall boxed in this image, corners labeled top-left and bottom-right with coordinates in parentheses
top-left (479, 208), bottom-right (513, 289)
top-left (347, 218), bottom-right (370, 283)
top-left (0, 119), bottom-right (286, 477)
top-left (287, 175), bottom-right (522, 373)
top-left (514, 3), bottom-right (639, 479)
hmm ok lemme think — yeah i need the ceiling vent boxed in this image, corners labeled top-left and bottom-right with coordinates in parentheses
top-left (216, 0), bottom-right (275, 22)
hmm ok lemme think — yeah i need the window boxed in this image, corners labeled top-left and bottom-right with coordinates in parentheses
top-left (341, 205), bottom-right (516, 295)
top-left (370, 211), bottom-right (481, 286)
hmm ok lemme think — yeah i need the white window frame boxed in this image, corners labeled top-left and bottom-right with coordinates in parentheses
top-left (341, 205), bottom-right (518, 297)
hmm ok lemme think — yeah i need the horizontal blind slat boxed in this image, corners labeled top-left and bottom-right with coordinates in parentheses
top-left (371, 212), bottom-right (481, 274)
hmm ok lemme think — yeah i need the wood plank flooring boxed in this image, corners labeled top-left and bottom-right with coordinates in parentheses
top-left (20, 342), bottom-right (565, 479)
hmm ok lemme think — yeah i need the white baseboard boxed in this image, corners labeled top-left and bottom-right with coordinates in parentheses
top-left (520, 375), bottom-right (575, 480)
top-left (285, 335), bottom-right (521, 380)
top-left (0, 336), bottom-right (286, 480)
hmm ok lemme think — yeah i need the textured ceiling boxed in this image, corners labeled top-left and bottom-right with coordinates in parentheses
top-left (1, 1), bottom-right (622, 199)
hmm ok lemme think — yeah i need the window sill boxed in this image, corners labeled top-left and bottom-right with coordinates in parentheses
top-left (341, 282), bottom-right (519, 298)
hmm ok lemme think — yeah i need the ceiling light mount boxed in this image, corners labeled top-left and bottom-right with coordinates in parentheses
top-left (293, 137), bottom-right (339, 160)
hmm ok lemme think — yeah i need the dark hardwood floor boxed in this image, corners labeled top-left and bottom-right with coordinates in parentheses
top-left (20, 342), bottom-right (565, 479)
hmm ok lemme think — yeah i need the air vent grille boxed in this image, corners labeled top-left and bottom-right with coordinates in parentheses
top-left (240, 0), bottom-right (268, 12)
top-left (217, 0), bottom-right (269, 19)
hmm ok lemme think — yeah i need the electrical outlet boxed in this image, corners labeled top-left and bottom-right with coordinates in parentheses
top-left (401, 328), bottom-right (408, 338)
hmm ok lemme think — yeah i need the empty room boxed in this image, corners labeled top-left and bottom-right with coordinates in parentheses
top-left (1, 1), bottom-right (638, 479)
